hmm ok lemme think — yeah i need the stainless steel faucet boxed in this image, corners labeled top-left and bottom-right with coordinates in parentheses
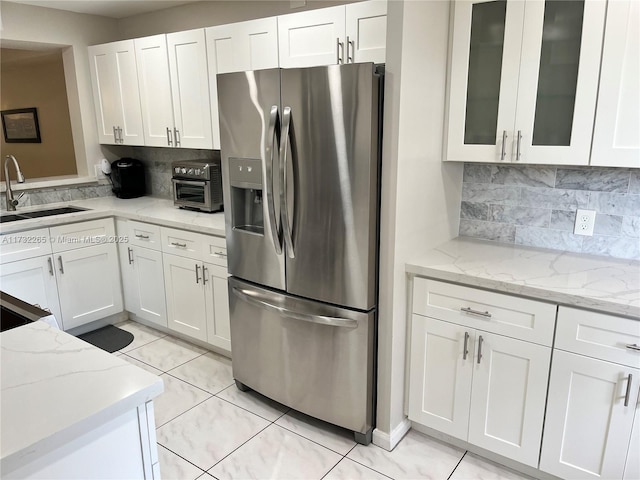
top-left (4, 155), bottom-right (25, 211)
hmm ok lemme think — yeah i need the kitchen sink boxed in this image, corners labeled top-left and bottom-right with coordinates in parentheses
top-left (0, 206), bottom-right (88, 223)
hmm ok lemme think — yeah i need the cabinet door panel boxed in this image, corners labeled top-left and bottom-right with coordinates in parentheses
top-left (135, 35), bottom-right (175, 148)
top-left (134, 248), bottom-right (167, 328)
top-left (88, 44), bottom-right (120, 144)
top-left (56, 244), bottom-right (123, 330)
top-left (345, 0), bottom-right (387, 63)
top-left (515, 0), bottom-right (605, 164)
top-left (540, 350), bottom-right (639, 479)
top-left (468, 332), bottom-right (550, 467)
top-left (204, 262), bottom-right (231, 351)
top-left (0, 256), bottom-right (62, 326)
top-left (163, 253), bottom-right (207, 341)
top-left (591, 0), bottom-right (640, 168)
top-left (278, 6), bottom-right (346, 68)
top-left (447, 0), bottom-right (524, 162)
top-left (624, 407), bottom-right (640, 480)
top-left (114, 44), bottom-right (144, 145)
top-left (408, 315), bottom-right (473, 440)
top-left (167, 29), bottom-right (213, 149)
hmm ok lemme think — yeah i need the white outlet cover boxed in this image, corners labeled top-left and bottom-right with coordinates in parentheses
top-left (574, 209), bottom-right (596, 236)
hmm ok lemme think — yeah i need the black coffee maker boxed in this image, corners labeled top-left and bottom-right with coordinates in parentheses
top-left (110, 158), bottom-right (146, 199)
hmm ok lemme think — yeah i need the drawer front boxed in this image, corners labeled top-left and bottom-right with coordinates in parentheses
top-left (129, 221), bottom-right (161, 251)
top-left (0, 228), bottom-right (52, 264)
top-left (556, 306), bottom-right (640, 367)
top-left (160, 226), bottom-right (202, 260)
top-left (203, 235), bottom-right (227, 267)
top-left (413, 278), bottom-right (557, 346)
top-left (49, 218), bottom-right (115, 253)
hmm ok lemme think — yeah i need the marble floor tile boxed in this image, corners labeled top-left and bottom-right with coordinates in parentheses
top-left (158, 445), bottom-right (204, 480)
top-left (196, 474), bottom-right (216, 480)
top-left (168, 352), bottom-right (234, 394)
top-left (116, 320), bottom-right (167, 354)
top-left (154, 374), bottom-right (211, 427)
top-left (208, 424), bottom-right (341, 480)
top-left (126, 336), bottom-right (207, 371)
top-left (347, 430), bottom-right (465, 480)
top-left (120, 353), bottom-right (163, 375)
top-left (450, 453), bottom-right (535, 480)
top-left (156, 396), bottom-right (270, 471)
top-left (324, 458), bottom-right (392, 480)
top-left (216, 385), bottom-right (289, 422)
top-left (275, 410), bottom-right (357, 455)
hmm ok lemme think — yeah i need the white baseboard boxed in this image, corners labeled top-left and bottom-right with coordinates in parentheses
top-left (372, 417), bottom-right (411, 451)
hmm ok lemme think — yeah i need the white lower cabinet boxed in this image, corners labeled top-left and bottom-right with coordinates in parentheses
top-left (55, 243), bottom-right (123, 330)
top-left (204, 262), bottom-right (231, 351)
top-left (625, 405), bottom-right (640, 480)
top-left (409, 315), bottom-right (550, 468)
top-left (0, 255), bottom-right (63, 325)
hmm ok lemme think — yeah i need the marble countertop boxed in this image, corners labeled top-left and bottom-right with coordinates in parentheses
top-left (0, 196), bottom-right (226, 237)
top-left (0, 321), bottom-right (164, 474)
top-left (407, 237), bottom-right (640, 319)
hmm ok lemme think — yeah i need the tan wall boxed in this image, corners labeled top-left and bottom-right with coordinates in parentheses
top-left (117, 0), bottom-right (357, 38)
top-left (1, 50), bottom-right (77, 181)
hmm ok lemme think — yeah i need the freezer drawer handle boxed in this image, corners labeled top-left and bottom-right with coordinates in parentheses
top-left (460, 306), bottom-right (492, 318)
top-left (232, 285), bottom-right (358, 329)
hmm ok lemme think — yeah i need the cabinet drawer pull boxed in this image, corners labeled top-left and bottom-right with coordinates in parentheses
top-left (135, 234), bottom-right (150, 240)
top-left (500, 130), bottom-right (507, 161)
top-left (57, 256), bottom-right (64, 274)
top-left (174, 128), bottom-right (181, 147)
top-left (202, 265), bottom-right (208, 285)
top-left (214, 251), bottom-right (227, 257)
top-left (346, 35), bottom-right (354, 63)
top-left (626, 344), bottom-right (640, 351)
top-left (463, 331), bottom-right (470, 360)
top-left (516, 130), bottom-right (522, 161)
top-left (117, 126), bottom-right (123, 144)
top-left (624, 373), bottom-right (633, 407)
top-left (336, 38), bottom-right (344, 64)
top-left (167, 127), bottom-right (173, 146)
top-left (171, 242), bottom-right (187, 248)
top-left (128, 247), bottom-right (134, 265)
top-left (477, 335), bottom-right (483, 364)
top-left (195, 264), bottom-right (201, 284)
top-left (47, 257), bottom-right (54, 276)
top-left (461, 307), bottom-right (492, 318)
top-left (113, 126), bottom-right (118, 142)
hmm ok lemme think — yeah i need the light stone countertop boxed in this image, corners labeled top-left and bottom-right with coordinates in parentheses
top-left (0, 196), bottom-right (226, 237)
top-left (0, 321), bottom-right (164, 474)
top-left (407, 237), bottom-right (640, 319)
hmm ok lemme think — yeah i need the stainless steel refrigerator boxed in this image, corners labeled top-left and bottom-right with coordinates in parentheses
top-left (217, 63), bottom-right (383, 444)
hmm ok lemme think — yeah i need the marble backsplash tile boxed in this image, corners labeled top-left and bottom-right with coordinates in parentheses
top-left (459, 164), bottom-right (640, 260)
top-left (1, 183), bottom-right (113, 211)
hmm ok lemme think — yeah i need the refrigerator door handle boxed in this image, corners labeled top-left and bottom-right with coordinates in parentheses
top-left (280, 106), bottom-right (295, 259)
top-left (266, 105), bottom-right (283, 255)
top-left (231, 285), bottom-right (358, 329)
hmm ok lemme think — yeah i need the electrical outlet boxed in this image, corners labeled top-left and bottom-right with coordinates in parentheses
top-left (574, 209), bottom-right (596, 236)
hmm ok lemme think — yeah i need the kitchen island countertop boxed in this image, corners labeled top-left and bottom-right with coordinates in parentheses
top-left (0, 321), bottom-right (163, 474)
top-left (407, 237), bottom-right (640, 319)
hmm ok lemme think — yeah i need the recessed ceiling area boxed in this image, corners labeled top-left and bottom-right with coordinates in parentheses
top-left (3, 1), bottom-right (203, 19)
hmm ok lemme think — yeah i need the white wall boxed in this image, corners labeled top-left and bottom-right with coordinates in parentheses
top-left (0, 1), bottom-right (120, 177)
top-left (375, 0), bottom-right (463, 448)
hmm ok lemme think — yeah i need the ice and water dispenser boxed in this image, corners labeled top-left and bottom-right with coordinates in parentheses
top-left (229, 157), bottom-right (264, 235)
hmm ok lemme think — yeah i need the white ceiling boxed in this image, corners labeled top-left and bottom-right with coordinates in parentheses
top-left (4, 0), bottom-right (203, 19)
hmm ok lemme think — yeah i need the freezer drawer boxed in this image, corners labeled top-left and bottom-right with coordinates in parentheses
top-left (228, 277), bottom-right (375, 437)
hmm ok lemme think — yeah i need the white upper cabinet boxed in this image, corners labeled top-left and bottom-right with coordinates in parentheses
top-left (206, 17), bottom-right (279, 148)
top-left (278, 1), bottom-right (386, 68)
top-left (88, 40), bottom-right (144, 146)
top-left (446, 0), bottom-right (606, 165)
top-left (135, 30), bottom-right (212, 149)
top-left (591, 0), bottom-right (640, 168)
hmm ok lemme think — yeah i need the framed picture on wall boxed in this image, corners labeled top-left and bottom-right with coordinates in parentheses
top-left (1, 107), bottom-right (41, 143)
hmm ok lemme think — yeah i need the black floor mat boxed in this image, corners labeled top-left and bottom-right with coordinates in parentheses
top-left (78, 325), bottom-right (134, 353)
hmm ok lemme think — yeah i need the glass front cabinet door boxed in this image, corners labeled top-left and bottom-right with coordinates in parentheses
top-left (446, 0), bottom-right (606, 165)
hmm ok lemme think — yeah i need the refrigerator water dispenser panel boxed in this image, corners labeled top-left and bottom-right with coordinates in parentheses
top-left (229, 157), bottom-right (264, 235)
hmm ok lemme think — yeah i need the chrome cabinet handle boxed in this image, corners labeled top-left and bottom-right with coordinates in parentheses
top-left (336, 38), bottom-right (344, 64)
top-left (477, 335), bottom-right (483, 364)
top-left (265, 105), bottom-right (283, 255)
top-left (214, 251), bottom-right (227, 257)
top-left (202, 265), bottom-right (208, 285)
top-left (461, 307), bottom-right (492, 318)
top-left (280, 106), bottom-right (295, 259)
top-left (516, 130), bottom-right (522, 161)
top-left (174, 128), bottom-right (181, 147)
top-left (57, 256), bottom-right (64, 274)
top-left (195, 264), bottom-right (201, 284)
top-left (127, 247), bottom-right (134, 265)
top-left (463, 331), bottom-right (470, 360)
top-left (166, 127), bottom-right (173, 146)
top-left (626, 344), bottom-right (640, 351)
top-left (47, 257), bottom-right (54, 276)
top-left (113, 126), bottom-right (118, 142)
top-left (346, 36), bottom-right (354, 63)
top-left (624, 373), bottom-right (633, 407)
top-left (171, 242), bottom-right (187, 248)
top-left (118, 126), bottom-right (123, 144)
top-left (500, 130), bottom-right (507, 161)
top-left (135, 234), bottom-right (150, 240)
